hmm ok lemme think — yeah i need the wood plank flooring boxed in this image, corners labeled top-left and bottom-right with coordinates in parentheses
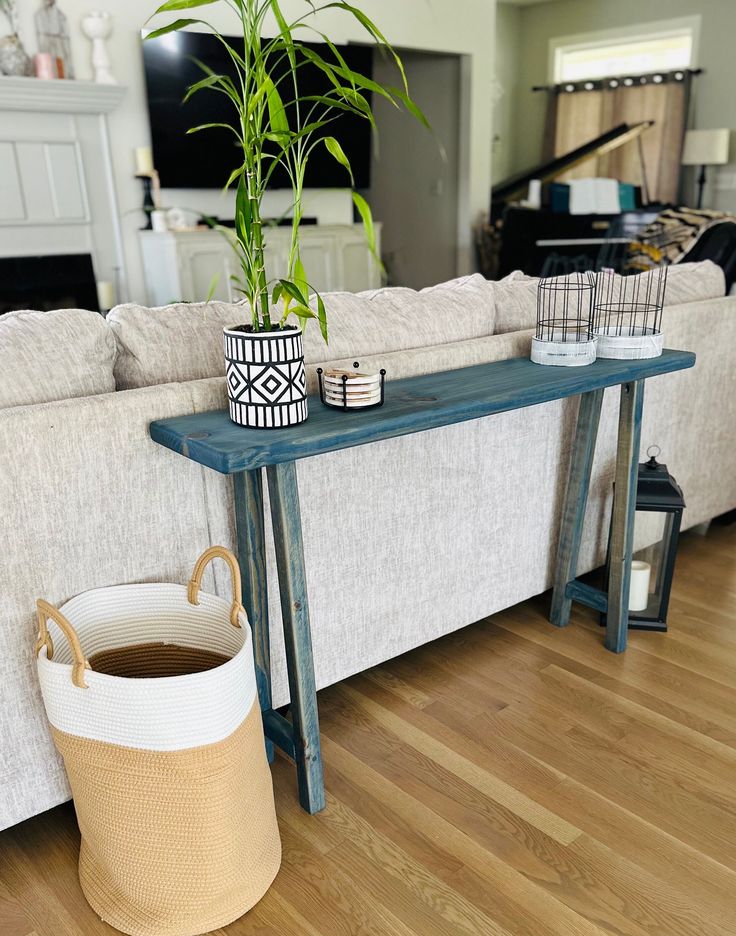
top-left (2, 522), bottom-right (735, 935)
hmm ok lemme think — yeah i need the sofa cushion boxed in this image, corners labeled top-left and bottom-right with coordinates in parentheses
top-left (108, 277), bottom-right (496, 389)
top-left (303, 329), bottom-right (532, 393)
top-left (491, 260), bottom-right (726, 335)
top-left (0, 309), bottom-right (117, 409)
top-left (108, 301), bottom-right (243, 390)
top-left (303, 274), bottom-right (496, 364)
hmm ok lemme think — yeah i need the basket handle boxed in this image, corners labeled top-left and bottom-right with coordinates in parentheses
top-left (35, 600), bottom-right (91, 689)
top-left (187, 546), bottom-right (244, 629)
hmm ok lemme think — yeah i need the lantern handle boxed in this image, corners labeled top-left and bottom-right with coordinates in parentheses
top-left (646, 444), bottom-right (661, 467)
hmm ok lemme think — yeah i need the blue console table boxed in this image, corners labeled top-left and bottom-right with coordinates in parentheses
top-left (150, 349), bottom-right (695, 813)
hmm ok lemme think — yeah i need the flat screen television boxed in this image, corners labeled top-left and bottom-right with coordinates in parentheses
top-left (142, 31), bottom-right (373, 190)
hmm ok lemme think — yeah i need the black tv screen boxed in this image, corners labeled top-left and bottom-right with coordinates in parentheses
top-left (142, 31), bottom-right (373, 190)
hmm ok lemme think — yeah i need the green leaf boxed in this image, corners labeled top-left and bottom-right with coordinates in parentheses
top-left (389, 86), bottom-right (431, 130)
top-left (271, 0), bottom-right (296, 69)
top-left (222, 162), bottom-right (245, 192)
top-left (188, 57), bottom-right (242, 107)
top-left (352, 191), bottom-right (376, 257)
top-left (293, 257), bottom-right (309, 300)
top-left (153, 0), bottom-right (217, 12)
top-left (291, 306), bottom-right (318, 331)
top-left (245, 78), bottom-right (270, 121)
top-left (186, 122), bottom-right (239, 137)
top-left (301, 92), bottom-right (376, 130)
top-left (143, 18), bottom-right (199, 40)
top-left (337, 88), bottom-right (377, 126)
top-left (278, 278), bottom-right (309, 308)
top-left (329, 2), bottom-right (409, 93)
top-left (264, 130), bottom-right (294, 145)
top-left (184, 73), bottom-right (229, 102)
top-left (300, 45), bottom-right (394, 109)
top-left (265, 76), bottom-right (289, 136)
top-left (235, 174), bottom-right (252, 246)
top-left (315, 291), bottom-right (328, 344)
top-left (323, 136), bottom-right (353, 184)
top-left (271, 282), bottom-right (284, 307)
top-left (205, 272), bottom-right (220, 302)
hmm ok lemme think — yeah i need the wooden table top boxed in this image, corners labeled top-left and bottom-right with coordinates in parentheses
top-left (149, 350), bottom-right (695, 474)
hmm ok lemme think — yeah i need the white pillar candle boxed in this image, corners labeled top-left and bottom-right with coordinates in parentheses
top-left (135, 146), bottom-right (154, 175)
top-left (628, 560), bottom-right (651, 612)
top-left (96, 280), bottom-right (115, 311)
top-left (151, 209), bottom-right (168, 232)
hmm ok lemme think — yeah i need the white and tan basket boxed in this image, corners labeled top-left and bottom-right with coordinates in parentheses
top-left (35, 547), bottom-right (281, 936)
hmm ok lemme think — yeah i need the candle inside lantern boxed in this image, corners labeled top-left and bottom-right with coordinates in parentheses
top-left (135, 146), bottom-right (154, 175)
top-left (628, 560), bottom-right (651, 612)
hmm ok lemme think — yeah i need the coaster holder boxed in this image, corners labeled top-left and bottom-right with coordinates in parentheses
top-left (317, 362), bottom-right (387, 411)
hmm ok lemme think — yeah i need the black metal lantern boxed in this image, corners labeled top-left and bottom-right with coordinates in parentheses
top-left (603, 446), bottom-right (685, 632)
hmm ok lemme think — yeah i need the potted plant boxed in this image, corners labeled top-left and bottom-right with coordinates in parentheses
top-left (145, 0), bottom-right (426, 429)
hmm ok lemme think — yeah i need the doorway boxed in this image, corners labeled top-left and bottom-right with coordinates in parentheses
top-left (369, 49), bottom-right (462, 290)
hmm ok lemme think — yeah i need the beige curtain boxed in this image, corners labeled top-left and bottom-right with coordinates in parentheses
top-left (553, 80), bottom-right (688, 203)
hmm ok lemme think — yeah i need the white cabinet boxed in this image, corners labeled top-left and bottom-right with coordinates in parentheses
top-left (139, 224), bottom-right (381, 306)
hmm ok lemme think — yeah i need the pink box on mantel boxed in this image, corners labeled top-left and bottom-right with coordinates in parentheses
top-left (34, 53), bottom-right (56, 80)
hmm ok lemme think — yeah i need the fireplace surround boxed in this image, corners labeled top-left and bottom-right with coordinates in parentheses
top-left (0, 254), bottom-right (99, 315)
top-left (0, 77), bottom-right (127, 307)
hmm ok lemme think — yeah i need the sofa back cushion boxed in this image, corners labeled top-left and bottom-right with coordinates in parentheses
top-left (108, 276), bottom-right (496, 389)
top-left (0, 309), bottom-right (117, 409)
top-left (491, 260), bottom-right (726, 335)
top-left (303, 274), bottom-right (496, 364)
top-left (108, 301), bottom-right (243, 390)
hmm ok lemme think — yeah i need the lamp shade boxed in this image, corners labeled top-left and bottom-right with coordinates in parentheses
top-left (681, 129), bottom-right (731, 166)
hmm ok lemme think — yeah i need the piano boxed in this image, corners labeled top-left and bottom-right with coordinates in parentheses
top-left (490, 122), bottom-right (658, 278)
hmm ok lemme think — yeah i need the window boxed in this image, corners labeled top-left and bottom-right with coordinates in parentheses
top-left (551, 18), bottom-right (699, 84)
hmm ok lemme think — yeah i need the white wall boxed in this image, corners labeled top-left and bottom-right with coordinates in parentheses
top-left (13, 0), bottom-right (496, 301)
top-left (492, 2), bottom-right (522, 184)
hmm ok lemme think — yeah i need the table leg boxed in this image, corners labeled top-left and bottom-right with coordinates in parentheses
top-left (606, 379), bottom-right (645, 653)
top-left (550, 388), bottom-right (604, 629)
top-left (266, 460), bottom-right (325, 814)
top-left (233, 469), bottom-right (274, 762)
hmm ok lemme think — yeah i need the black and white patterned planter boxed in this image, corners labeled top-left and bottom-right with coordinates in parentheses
top-left (223, 325), bottom-right (308, 429)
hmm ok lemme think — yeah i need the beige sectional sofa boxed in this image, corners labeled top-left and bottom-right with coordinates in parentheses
top-left (2, 261), bottom-right (735, 830)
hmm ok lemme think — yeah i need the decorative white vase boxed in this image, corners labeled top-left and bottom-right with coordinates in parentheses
top-left (0, 34), bottom-right (32, 76)
top-left (81, 11), bottom-right (115, 84)
top-left (224, 325), bottom-right (307, 429)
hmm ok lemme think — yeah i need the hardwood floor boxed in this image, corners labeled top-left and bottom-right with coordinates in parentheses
top-left (2, 523), bottom-right (736, 935)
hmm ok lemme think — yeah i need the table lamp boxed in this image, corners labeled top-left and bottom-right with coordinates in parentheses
top-left (681, 129), bottom-right (731, 209)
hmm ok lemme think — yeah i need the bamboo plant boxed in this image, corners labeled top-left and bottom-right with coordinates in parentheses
top-left (145, 0), bottom-right (427, 342)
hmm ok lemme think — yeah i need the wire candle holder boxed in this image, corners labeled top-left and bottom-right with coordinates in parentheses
top-left (531, 272), bottom-right (597, 367)
top-left (593, 266), bottom-right (668, 359)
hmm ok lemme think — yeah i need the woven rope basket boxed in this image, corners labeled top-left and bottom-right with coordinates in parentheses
top-left (35, 547), bottom-right (281, 936)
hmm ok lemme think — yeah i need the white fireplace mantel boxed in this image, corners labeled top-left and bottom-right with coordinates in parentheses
top-left (0, 76), bottom-right (129, 301)
top-left (0, 76), bottom-right (126, 113)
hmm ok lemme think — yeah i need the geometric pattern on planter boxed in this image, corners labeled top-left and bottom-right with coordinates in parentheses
top-left (227, 395), bottom-right (308, 430)
top-left (227, 360), bottom-right (307, 405)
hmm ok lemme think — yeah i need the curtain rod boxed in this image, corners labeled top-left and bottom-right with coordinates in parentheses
top-left (533, 67), bottom-right (703, 93)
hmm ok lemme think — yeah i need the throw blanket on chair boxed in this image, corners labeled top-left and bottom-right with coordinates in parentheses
top-left (628, 207), bottom-right (736, 269)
